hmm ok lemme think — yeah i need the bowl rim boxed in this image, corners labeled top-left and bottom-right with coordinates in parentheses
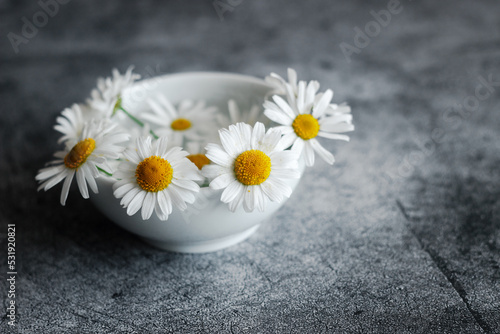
top-left (129, 70), bottom-right (275, 90)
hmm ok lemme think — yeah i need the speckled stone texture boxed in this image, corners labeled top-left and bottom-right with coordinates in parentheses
top-left (1, 0), bottom-right (499, 333)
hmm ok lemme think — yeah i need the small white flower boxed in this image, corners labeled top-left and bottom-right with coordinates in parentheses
top-left (202, 122), bottom-right (300, 213)
top-left (264, 82), bottom-right (354, 167)
top-left (141, 95), bottom-right (219, 147)
top-left (87, 67), bottom-right (140, 117)
top-left (36, 120), bottom-right (129, 205)
top-left (112, 136), bottom-right (203, 221)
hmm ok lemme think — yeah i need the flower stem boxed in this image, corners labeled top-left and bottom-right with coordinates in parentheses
top-left (119, 106), bottom-right (159, 139)
top-left (97, 166), bottom-right (113, 177)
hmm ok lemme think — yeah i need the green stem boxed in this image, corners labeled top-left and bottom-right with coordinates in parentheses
top-left (119, 106), bottom-right (159, 139)
top-left (97, 166), bottom-right (113, 177)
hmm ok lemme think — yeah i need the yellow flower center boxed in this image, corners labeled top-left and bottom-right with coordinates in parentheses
top-left (171, 118), bottom-right (192, 131)
top-left (64, 138), bottom-right (96, 169)
top-left (292, 114), bottom-right (320, 140)
top-left (135, 156), bottom-right (173, 192)
top-left (187, 154), bottom-right (210, 170)
top-left (234, 150), bottom-right (271, 186)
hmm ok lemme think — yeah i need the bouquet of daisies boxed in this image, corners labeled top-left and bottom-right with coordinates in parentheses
top-left (36, 68), bottom-right (354, 220)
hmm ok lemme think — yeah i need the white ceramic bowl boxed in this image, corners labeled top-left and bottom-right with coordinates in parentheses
top-left (91, 72), bottom-right (304, 253)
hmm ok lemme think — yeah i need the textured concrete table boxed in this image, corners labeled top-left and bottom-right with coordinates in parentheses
top-left (1, 0), bottom-right (499, 333)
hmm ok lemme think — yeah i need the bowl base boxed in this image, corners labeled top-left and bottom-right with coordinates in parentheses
top-left (139, 224), bottom-right (260, 253)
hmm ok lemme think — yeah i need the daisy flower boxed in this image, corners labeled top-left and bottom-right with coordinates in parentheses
top-left (87, 66), bottom-right (140, 117)
top-left (112, 136), bottom-right (203, 221)
top-left (202, 122), bottom-right (300, 213)
top-left (263, 82), bottom-right (354, 167)
top-left (36, 120), bottom-right (129, 205)
top-left (141, 95), bottom-right (219, 147)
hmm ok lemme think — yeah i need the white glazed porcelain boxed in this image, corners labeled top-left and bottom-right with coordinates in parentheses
top-left (91, 72), bottom-right (304, 253)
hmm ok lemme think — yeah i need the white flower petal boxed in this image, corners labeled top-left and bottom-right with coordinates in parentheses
top-left (296, 81), bottom-right (306, 113)
top-left (270, 168), bottom-right (301, 180)
top-left (154, 202), bottom-right (169, 221)
top-left (172, 178), bottom-right (200, 193)
top-left (264, 109), bottom-right (293, 126)
top-left (171, 184), bottom-right (196, 204)
top-left (251, 122), bottom-right (265, 150)
top-left (291, 137), bottom-right (305, 154)
top-left (320, 114), bottom-right (353, 125)
top-left (259, 127), bottom-right (282, 154)
top-left (310, 138), bottom-right (335, 165)
top-left (272, 95), bottom-right (296, 120)
top-left (136, 136), bottom-right (152, 160)
top-left (123, 149), bottom-right (141, 164)
top-left (243, 186), bottom-right (255, 212)
top-left (228, 187), bottom-right (245, 212)
top-left (320, 122), bottom-right (354, 133)
top-left (167, 186), bottom-right (187, 211)
top-left (113, 182), bottom-right (136, 199)
top-left (203, 164), bottom-right (230, 180)
top-left (155, 137), bottom-right (170, 156)
top-left (60, 170), bottom-right (75, 206)
top-left (303, 141), bottom-right (315, 166)
top-left (76, 168), bottom-right (89, 199)
top-left (280, 132), bottom-right (298, 150)
top-left (141, 192), bottom-right (156, 220)
top-left (317, 131), bottom-right (351, 141)
top-left (305, 81), bottom-right (320, 108)
top-left (219, 128), bottom-right (239, 157)
top-left (270, 150), bottom-right (299, 169)
top-left (221, 179), bottom-right (244, 203)
top-left (127, 190), bottom-right (146, 216)
top-left (313, 89), bottom-right (333, 118)
top-left (83, 167), bottom-right (99, 194)
top-left (205, 143), bottom-right (233, 167)
top-left (36, 165), bottom-right (66, 181)
top-left (233, 123), bottom-right (252, 150)
top-left (254, 185), bottom-right (266, 212)
top-left (158, 190), bottom-right (173, 216)
top-left (119, 187), bottom-right (141, 208)
top-left (209, 172), bottom-right (234, 190)
top-left (261, 177), bottom-right (286, 202)
top-left (41, 168), bottom-right (70, 191)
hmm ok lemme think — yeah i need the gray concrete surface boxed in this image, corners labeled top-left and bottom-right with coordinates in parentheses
top-left (0, 0), bottom-right (499, 333)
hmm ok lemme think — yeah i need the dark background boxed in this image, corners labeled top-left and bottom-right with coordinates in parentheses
top-left (1, 0), bottom-right (499, 333)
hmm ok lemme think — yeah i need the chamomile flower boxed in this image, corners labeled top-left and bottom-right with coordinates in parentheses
top-left (202, 122), bottom-right (300, 213)
top-left (36, 120), bottom-right (129, 205)
top-left (87, 66), bottom-right (140, 117)
top-left (264, 83), bottom-right (354, 167)
top-left (141, 95), bottom-right (219, 147)
top-left (112, 136), bottom-right (203, 221)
